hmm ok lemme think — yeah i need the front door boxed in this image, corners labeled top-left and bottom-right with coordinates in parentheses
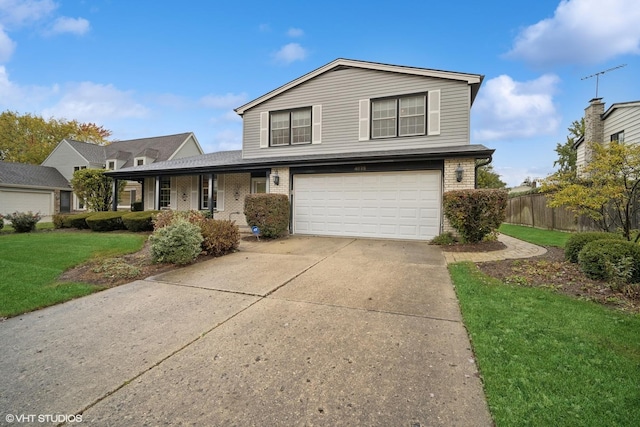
top-left (60, 191), bottom-right (71, 213)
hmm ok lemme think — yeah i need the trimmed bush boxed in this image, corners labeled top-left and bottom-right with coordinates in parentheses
top-left (578, 239), bottom-right (640, 283)
top-left (443, 189), bottom-right (508, 243)
top-left (52, 214), bottom-right (69, 229)
top-left (4, 211), bottom-right (41, 233)
top-left (0, 215), bottom-right (4, 231)
top-left (431, 232), bottom-right (457, 245)
top-left (244, 194), bottom-right (290, 238)
top-left (149, 218), bottom-right (203, 265)
top-left (85, 212), bottom-right (125, 232)
top-left (200, 219), bottom-right (240, 256)
top-left (152, 210), bottom-right (206, 230)
top-left (565, 232), bottom-right (624, 263)
top-left (122, 211), bottom-right (159, 232)
top-left (131, 201), bottom-right (143, 212)
top-left (68, 212), bottom-right (95, 229)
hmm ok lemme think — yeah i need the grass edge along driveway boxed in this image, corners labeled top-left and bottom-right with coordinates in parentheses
top-left (0, 232), bottom-right (146, 318)
top-left (452, 224), bottom-right (640, 426)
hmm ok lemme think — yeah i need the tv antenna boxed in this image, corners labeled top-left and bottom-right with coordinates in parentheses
top-left (581, 64), bottom-right (627, 98)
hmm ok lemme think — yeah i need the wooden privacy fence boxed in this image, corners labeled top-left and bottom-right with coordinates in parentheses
top-left (505, 193), bottom-right (599, 232)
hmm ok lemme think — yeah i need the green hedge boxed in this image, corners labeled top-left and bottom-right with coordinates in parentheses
top-left (85, 212), bottom-right (125, 232)
top-left (122, 211), bottom-right (159, 232)
top-left (244, 194), bottom-right (290, 238)
top-left (443, 189), bottom-right (508, 243)
top-left (67, 212), bottom-right (96, 229)
top-left (578, 239), bottom-right (640, 283)
top-left (149, 219), bottom-right (203, 264)
top-left (565, 232), bottom-right (624, 263)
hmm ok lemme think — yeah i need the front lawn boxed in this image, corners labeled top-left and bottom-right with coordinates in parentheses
top-left (499, 223), bottom-right (571, 248)
top-left (0, 232), bottom-right (146, 318)
top-left (451, 262), bottom-right (640, 427)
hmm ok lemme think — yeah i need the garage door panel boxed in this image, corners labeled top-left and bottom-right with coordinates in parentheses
top-left (294, 171), bottom-right (441, 240)
top-left (1, 190), bottom-right (53, 216)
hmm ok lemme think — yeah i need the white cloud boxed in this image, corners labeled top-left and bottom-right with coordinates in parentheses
top-left (204, 128), bottom-right (242, 152)
top-left (42, 82), bottom-right (149, 123)
top-left (472, 74), bottom-right (561, 142)
top-left (200, 92), bottom-right (248, 109)
top-left (506, 0), bottom-right (640, 66)
top-left (208, 110), bottom-right (242, 124)
top-left (0, 65), bottom-right (58, 108)
top-left (0, 26), bottom-right (15, 62)
top-left (48, 16), bottom-right (90, 35)
top-left (0, 0), bottom-right (57, 27)
top-left (273, 42), bottom-right (307, 65)
top-left (287, 27), bottom-right (303, 37)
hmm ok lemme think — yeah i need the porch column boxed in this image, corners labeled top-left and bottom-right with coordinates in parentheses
top-left (111, 178), bottom-right (118, 211)
top-left (155, 176), bottom-right (161, 210)
top-left (139, 179), bottom-right (144, 210)
top-left (208, 173), bottom-right (214, 218)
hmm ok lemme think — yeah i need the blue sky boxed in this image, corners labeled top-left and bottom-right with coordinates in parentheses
top-left (1, 0), bottom-right (639, 186)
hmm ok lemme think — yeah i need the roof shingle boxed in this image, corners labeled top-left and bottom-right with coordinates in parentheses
top-left (0, 161), bottom-right (71, 189)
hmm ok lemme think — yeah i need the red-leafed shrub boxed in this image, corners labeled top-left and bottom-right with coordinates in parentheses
top-left (244, 194), bottom-right (290, 238)
top-left (443, 189), bottom-right (508, 243)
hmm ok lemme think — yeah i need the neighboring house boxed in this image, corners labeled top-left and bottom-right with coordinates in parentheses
top-left (42, 132), bottom-right (203, 210)
top-left (106, 58), bottom-right (495, 240)
top-left (0, 161), bottom-right (72, 217)
top-left (575, 98), bottom-right (640, 171)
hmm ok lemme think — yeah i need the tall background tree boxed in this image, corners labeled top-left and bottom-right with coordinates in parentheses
top-left (552, 118), bottom-right (584, 181)
top-left (0, 111), bottom-right (112, 164)
top-left (476, 163), bottom-right (507, 189)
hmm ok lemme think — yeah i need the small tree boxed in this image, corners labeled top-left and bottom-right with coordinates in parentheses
top-left (544, 140), bottom-right (640, 241)
top-left (476, 163), bottom-right (506, 189)
top-left (552, 118), bottom-right (584, 182)
top-left (443, 189), bottom-right (508, 243)
top-left (71, 168), bottom-right (125, 211)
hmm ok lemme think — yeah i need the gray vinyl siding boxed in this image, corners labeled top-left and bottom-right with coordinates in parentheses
top-left (604, 106), bottom-right (640, 144)
top-left (242, 67), bottom-right (471, 159)
top-left (42, 141), bottom-right (95, 181)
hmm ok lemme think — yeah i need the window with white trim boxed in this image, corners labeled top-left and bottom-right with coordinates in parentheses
top-left (371, 93), bottom-right (426, 139)
top-left (160, 176), bottom-right (171, 208)
top-left (200, 175), bottom-right (225, 210)
top-left (107, 160), bottom-right (116, 170)
top-left (135, 158), bottom-right (145, 166)
top-left (270, 107), bottom-right (312, 146)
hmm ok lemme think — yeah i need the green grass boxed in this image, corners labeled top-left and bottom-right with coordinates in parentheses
top-left (450, 262), bottom-right (640, 427)
top-left (499, 223), bottom-right (571, 248)
top-left (0, 231), bottom-right (146, 317)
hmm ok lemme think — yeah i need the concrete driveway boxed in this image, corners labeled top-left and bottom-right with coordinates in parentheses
top-left (0, 236), bottom-right (492, 426)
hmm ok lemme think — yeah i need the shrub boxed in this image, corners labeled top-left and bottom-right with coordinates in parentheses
top-left (68, 212), bottom-right (95, 229)
top-left (52, 214), bottom-right (69, 229)
top-left (122, 211), bottom-right (159, 232)
top-left (4, 211), bottom-right (41, 233)
top-left (443, 189), bottom-right (508, 243)
top-left (0, 215), bottom-right (3, 231)
top-left (578, 239), bottom-right (640, 283)
top-left (152, 210), bottom-right (206, 230)
top-left (149, 218), bottom-right (203, 265)
top-left (131, 201), bottom-right (143, 212)
top-left (431, 232), bottom-right (457, 245)
top-left (565, 232), bottom-right (624, 263)
top-left (200, 219), bottom-right (240, 256)
top-left (244, 194), bottom-right (290, 238)
top-left (85, 212), bottom-right (125, 232)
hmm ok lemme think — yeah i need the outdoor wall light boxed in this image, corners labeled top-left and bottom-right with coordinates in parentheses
top-left (273, 172), bottom-right (280, 186)
top-left (455, 163), bottom-right (464, 182)
top-left (234, 189), bottom-right (240, 200)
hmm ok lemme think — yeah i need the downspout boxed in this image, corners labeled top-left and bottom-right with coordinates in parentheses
top-left (474, 155), bottom-right (493, 189)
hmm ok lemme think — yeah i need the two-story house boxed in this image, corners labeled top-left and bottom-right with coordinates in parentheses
top-left (42, 132), bottom-right (203, 211)
top-left (106, 59), bottom-right (494, 240)
top-left (575, 98), bottom-right (640, 171)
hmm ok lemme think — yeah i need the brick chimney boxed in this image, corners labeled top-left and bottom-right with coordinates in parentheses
top-left (583, 98), bottom-right (605, 165)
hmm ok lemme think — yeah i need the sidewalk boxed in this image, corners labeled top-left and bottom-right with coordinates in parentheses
top-left (442, 234), bottom-right (547, 264)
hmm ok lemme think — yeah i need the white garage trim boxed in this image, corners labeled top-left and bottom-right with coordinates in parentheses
top-left (293, 170), bottom-right (441, 240)
top-left (0, 188), bottom-right (54, 216)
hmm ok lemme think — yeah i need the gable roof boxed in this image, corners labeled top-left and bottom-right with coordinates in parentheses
top-left (65, 139), bottom-right (107, 164)
top-left (105, 132), bottom-right (201, 168)
top-left (234, 58), bottom-right (484, 115)
top-left (0, 161), bottom-right (71, 189)
top-left (603, 100), bottom-right (640, 119)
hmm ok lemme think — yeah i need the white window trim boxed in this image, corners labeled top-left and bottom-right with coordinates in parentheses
top-left (134, 157), bottom-right (145, 166)
top-left (106, 160), bottom-right (116, 170)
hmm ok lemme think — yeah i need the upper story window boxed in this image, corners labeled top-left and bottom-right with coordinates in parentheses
top-left (371, 94), bottom-right (426, 139)
top-left (73, 166), bottom-right (87, 172)
top-left (611, 130), bottom-right (625, 143)
top-left (106, 160), bottom-right (116, 170)
top-left (135, 158), bottom-right (145, 166)
top-left (270, 107), bottom-right (312, 146)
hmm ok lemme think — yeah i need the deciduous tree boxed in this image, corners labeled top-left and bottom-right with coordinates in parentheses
top-left (476, 163), bottom-right (506, 189)
top-left (0, 111), bottom-right (111, 164)
top-left (71, 169), bottom-right (125, 212)
top-left (544, 140), bottom-right (640, 240)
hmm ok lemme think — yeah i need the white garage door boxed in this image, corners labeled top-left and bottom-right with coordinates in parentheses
top-left (0, 190), bottom-right (54, 216)
top-left (293, 171), bottom-right (441, 240)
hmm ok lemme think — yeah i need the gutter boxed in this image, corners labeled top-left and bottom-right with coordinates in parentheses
top-left (474, 155), bottom-right (493, 189)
